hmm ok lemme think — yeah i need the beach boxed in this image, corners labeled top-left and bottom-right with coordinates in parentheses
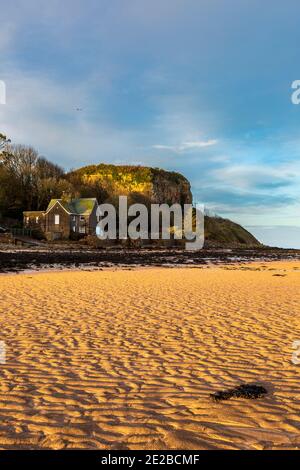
top-left (0, 261), bottom-right (299, 449)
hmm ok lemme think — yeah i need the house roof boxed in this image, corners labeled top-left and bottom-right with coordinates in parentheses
top-left (46, 198), bottom-right (98, 215)
top-left (23, 211), bottom-right (45, 217)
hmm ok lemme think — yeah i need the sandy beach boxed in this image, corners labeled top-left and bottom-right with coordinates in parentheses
top-left (0, 261), bottom-right (299, 450)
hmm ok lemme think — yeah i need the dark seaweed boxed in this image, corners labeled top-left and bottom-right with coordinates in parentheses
top-left (211, 384), bottom-right (268, 402)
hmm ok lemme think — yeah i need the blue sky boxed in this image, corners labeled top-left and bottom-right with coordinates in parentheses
top-left (1, 0), bottom-right (300, 247)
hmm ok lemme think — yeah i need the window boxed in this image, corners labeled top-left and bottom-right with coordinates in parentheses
top-left (80, 216), bottom-right (85, 221)
top-left (79, 227), bottom-right (86, 234)
top-left (36, 217), bottom-right (39, 223)
top-left (55, 215), bottom-right (60, 225)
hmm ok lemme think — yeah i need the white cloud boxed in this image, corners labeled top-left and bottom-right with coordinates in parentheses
top-left (181, 139), bottom-right (218, 149)
top-left (212, 164), bottom-right (297, 191)
top-left (152, 139), bottom-right (218, 153)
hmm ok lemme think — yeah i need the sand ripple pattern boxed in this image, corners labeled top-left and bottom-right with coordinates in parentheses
top-left (0, 262), bottom-right (299, 449)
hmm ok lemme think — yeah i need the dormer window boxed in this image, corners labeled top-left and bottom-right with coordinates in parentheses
top-left (55, 215), bottom-right (60, 225)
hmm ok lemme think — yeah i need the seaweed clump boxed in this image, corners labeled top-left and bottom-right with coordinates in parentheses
top-left (210, 384), bottom-right (268, 402)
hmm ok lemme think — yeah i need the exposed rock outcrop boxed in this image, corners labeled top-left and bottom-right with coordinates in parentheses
top-left (67, 164), bottom-right (192, 206)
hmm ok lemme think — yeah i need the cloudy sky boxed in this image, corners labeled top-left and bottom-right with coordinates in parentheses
top-left (1, 0), bottom-right (300, 247)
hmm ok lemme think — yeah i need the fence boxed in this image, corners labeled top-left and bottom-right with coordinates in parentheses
top-left (10, 228), bottom-right (32, 238)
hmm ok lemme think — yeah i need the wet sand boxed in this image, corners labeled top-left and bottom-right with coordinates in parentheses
top-left (0, 261), bottom-right (299, 449)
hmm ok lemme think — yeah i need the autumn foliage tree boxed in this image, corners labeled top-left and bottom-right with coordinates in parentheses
top-left (0, 139), bottom-right (71, 220)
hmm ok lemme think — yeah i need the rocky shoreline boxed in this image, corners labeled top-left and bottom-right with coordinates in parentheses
top-left (0, 246), bottom-right (299, 273)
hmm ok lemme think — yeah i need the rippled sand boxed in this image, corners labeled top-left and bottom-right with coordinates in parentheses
top-left (0, 261), bottom-right (299, 450)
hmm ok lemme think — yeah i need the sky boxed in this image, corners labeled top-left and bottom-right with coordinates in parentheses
top-left (0, 0), bottom-right (300, 247)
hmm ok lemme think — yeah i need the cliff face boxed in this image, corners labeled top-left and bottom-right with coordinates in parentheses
top-left (151, 168), bottom-right (193, 206)
top-left (68, 164), bottom-right (193, 206)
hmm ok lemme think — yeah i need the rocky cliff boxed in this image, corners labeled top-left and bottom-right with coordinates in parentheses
top-left (67, 164), bottom-right (193, 206)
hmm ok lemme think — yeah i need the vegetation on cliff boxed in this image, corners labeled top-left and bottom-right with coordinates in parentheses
top-left (67, 164), bottom-right (192, 206)
top-left (204, 215), bottom-right (260, 247)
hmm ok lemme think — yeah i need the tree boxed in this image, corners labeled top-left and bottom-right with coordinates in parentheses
top-left (35, 177), bottom-right (73, 210)
top-left (0, 144), bottom-right (69, 216)
top-left (36, 157), bottom-right (64, 180)
top-left (0, 133), bottom-right (11, 152)
top-left (1, 145), bottom-right (40, 210)
top-left (34, 157), bottom-right (67, 209)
